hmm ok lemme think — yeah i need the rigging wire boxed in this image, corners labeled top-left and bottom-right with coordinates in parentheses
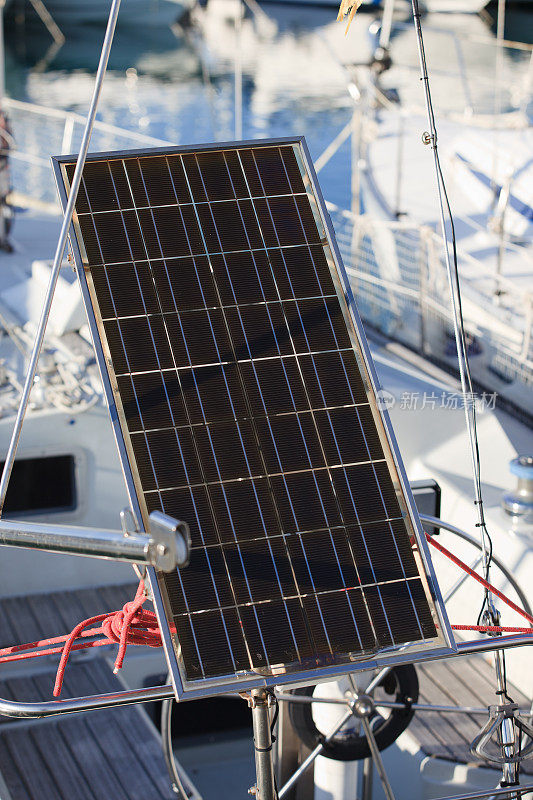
top-left (266, 689), bottom-right (280, 800)
top-left (409, 0), bottom-right (494, 624)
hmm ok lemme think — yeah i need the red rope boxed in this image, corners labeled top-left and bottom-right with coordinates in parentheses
top-left (0, 633), bottom-right (110, 664)
top-left (425, 532), bottom-right (533, 627)
top-left (0, 580), bottom-right (163, 696)
top-left (1, 533), bottom-right (532, 698)
top-left (51, 580), bottom-right (161, 696)
top-left (0, 580), bottom-right (162, 696)
top-left (0, 625), bottom-right (111, 661)
top-left (452, 625), bottom-right (533, 633)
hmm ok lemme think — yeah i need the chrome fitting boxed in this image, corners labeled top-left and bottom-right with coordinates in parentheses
top-left (502, 455), bottom-right (533, 521)
top-left (471, 703), bottom-right (533, 765)
top-left (351, 694), bottom-right (375, 718)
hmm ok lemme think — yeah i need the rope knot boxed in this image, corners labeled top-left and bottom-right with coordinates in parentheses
top-left (53, 580), bottom-right (162, 697)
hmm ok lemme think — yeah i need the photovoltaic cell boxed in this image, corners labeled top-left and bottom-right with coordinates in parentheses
top-left (56, 138), bottom-right (446, 696)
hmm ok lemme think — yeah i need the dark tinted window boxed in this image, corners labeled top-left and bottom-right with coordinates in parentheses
top-left (1, 455), bottom-right (76, 515)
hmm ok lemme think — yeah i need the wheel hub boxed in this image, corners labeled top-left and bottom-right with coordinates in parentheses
top-left (351, 694), bottom-right (375, 719)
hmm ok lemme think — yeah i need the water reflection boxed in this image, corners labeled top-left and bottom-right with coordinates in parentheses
top-left (3, 0), bottom-right (531, 213)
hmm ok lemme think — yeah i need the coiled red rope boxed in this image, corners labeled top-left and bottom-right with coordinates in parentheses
top-left (52, 580), bottom-right (161, 696)
top-left (0, 580), bottom-right (162, 696)
top-left (0, 529), bottom-right (531, 698)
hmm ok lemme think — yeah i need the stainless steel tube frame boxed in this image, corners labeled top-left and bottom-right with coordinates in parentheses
top-left (250, 689), bottom-right (277, 800)
top-left (0, 511), bottom-right (531, 720)
top-left (0, 511), bottom-right (190, 572)
top-left (0, 684), bottom-right (175, 718)
top-left (0, 632), bottom-right (532, 720)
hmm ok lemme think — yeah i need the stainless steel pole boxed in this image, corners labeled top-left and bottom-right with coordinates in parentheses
top-left (0, 519), bottom-right (157, 561)
top-left (0, 0), bottom-right (122, 514)
top-left (409, 0), bottom-right (493, 591)
top-left (493, 647), bottom-right (520, 791)
top-left (360, 716), bottom-right (395, 800)
top-left (278, 709), bottom-right (354, 798)
top-left (275, 694), bottom-right (533, 718)
top-left (0, 683), bottom-right (175, 718)
top-left (0, 513), bottom-right (190, 572)
top-left (360, 757), bottom-right (373, 800)
top-left (251, 688), bottom-right (277, 800)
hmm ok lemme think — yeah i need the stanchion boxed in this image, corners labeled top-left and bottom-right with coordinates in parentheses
top-left (249, 688), bottom-right (278, 800)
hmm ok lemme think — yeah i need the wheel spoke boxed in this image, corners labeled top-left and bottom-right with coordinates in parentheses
top-left (361, 716), bottom-right (396, 800)
top-left (365, 666), bottom-right (393, 695)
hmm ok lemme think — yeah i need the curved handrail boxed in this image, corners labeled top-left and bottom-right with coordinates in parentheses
top-left (0, 683), bottom-right (175, 719)
top-left (2, 97), bottom-right (171, 148)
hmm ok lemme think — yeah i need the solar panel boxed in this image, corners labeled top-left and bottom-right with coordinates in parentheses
top-left (53, 138), bottom-right (454, 700)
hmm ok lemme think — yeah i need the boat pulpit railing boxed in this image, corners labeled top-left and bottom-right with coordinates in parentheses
top-left (0, 506), bottom-right (190, 718)
top-left (0, 525), bottom-right (530, 701)
top-left (0, 509), bottom-right (533, 800)
top-left (0, 513), bottom-right (532, 800)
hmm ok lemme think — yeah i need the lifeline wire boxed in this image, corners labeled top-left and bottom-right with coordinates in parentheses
top-left (410, 0), bottom-right (494, 623)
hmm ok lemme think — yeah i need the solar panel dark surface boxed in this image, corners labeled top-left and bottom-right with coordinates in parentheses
top-left (55, 138), bottom-right (451, 698)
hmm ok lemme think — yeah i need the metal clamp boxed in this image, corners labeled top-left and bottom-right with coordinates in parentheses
top-left (147, 510), bottom-right (191, 572)
top-left (470, 703), bottom-right (533, 765)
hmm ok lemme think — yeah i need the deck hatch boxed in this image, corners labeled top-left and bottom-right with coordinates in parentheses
top-left (53, 138), bottom-right (452, 699)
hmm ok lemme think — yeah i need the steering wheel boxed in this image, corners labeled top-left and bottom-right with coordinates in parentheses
top-left (288, 664), bottom-right (419, 761)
